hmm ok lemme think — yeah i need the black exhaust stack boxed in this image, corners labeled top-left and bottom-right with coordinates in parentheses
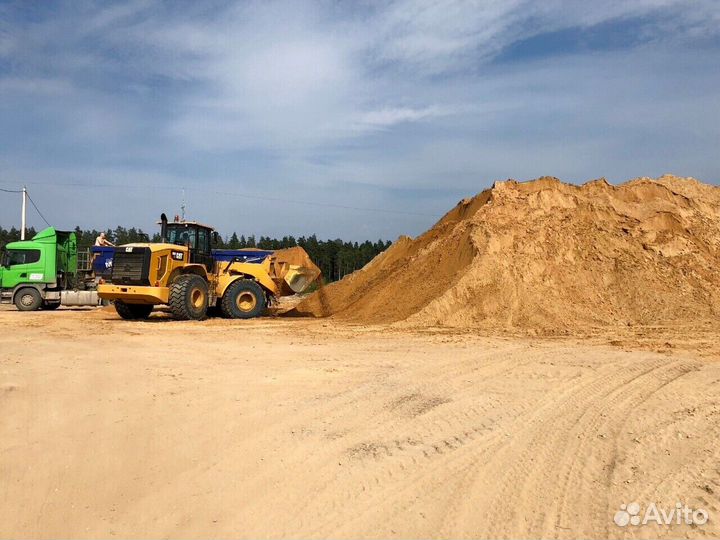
top-left (160, 213), bottom-right (168, 242)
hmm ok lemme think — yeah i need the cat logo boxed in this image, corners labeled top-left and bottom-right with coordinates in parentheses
top-left (171, 251), bottom-right (184, 261)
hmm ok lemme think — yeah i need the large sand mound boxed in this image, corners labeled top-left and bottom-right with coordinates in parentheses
top-left (293, 175), bottom-right (720, 331)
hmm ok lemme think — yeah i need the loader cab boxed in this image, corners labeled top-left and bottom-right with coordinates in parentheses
top-left (164, 221), bottom-right (216, 271)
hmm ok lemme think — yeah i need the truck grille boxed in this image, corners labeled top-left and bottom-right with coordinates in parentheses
top-left (110, 248), bottom-right (151, 285)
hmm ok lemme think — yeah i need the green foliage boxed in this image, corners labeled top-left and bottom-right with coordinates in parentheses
top-left (0, 226), bottom-right (37, 247)
top-left (70, 225), bottom-right (151, 247)
top-left (231, 232), bottom-right (392, 282)
top-left (0, 225), bottom-right (392, 283)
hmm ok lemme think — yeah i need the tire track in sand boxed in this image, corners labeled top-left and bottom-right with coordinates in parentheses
top-left (439, 358), bottom-right (697, 538)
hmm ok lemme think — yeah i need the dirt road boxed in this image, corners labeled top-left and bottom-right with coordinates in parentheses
top-left (1, 308), bottom-right (718, 538)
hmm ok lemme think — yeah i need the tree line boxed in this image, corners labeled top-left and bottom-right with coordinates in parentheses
top-left (0, 225), bottom-right (392, 282)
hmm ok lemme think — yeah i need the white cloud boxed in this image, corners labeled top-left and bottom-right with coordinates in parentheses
top-left (117, 0), bottom-right (720, 154)
top-left (0, 1), bottom-right (719, 239)
top-left (369, 0), bottom-right (720, 73)
top-left (357, 106), bottom-right (456, 129)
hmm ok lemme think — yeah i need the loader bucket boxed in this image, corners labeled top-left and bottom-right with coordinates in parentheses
top-left (283, 265), bottom-right (318, 293)
top-left (272, 247), bottom-right (321, 294)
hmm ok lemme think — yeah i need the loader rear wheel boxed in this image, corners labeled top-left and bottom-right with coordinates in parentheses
top-left (14, 288), bottom-right (42, 311)
top-left (115, 301), bottom-right (153, 320)
top-left (221, 279), bottom-right (266, 319)
top-left (169, 274), bottom-right (208, 320)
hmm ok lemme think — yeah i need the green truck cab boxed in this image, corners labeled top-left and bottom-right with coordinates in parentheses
top-left (0, 227), bottom-right (98, 311)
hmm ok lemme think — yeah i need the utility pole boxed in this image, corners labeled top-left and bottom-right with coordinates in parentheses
top-left (20, 186), bottom-right (27, 240)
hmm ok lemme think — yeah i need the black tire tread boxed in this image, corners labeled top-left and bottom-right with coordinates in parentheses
top-left (115, 301), bottom-right (153, 320)
top-left (220, 279), bottom-right (267, 319)
top-left (168, 274), bottom-right (208, 320)
top-left (14, 287), bottom-right (42, 311)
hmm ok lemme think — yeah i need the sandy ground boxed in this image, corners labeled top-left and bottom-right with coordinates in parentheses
top-left (1, 306), bottom-right (719, 539)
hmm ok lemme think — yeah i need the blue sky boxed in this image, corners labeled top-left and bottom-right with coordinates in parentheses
top-left (1, 0), bottom-right (718, 240)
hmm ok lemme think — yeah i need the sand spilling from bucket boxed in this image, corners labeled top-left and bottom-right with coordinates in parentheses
top-left (292, 175), bottom-right (720, 332)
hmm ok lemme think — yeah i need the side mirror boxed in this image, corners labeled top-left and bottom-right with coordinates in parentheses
top-left (212, 231), bottom-right (219, 245)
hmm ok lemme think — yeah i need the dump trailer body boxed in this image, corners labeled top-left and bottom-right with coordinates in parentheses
top-left (91, 246), bottom-right (115, 279)
top-left (212, 249), bottom-right (274, 263)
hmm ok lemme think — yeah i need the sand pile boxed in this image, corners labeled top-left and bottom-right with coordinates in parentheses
top-left (292, 175), bottom-right (720, 332)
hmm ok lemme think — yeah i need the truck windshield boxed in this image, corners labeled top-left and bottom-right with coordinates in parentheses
top-left (5, 249), bottom-right (41, 266)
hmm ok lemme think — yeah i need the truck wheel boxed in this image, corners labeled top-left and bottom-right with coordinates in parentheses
top-left (14, 288), bottom-right (42, 311)
top-left (221, 279), bottom-right (266, 319)
top-left (41, 302), bottom-right (61, 310)
top-left (115, 301), bottom-right (153, 320)
top-left (169, 274), bottom-right (208, 320)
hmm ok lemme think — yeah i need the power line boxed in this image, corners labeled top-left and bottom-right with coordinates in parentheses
top-left (0, 185), bottom-right (51, 231)
top-left (208, 189), bottom-right (434, 217)
top-left (0, 180), bottom-right (436, 218)
top-left (25, 192), bottom-right (51, 227)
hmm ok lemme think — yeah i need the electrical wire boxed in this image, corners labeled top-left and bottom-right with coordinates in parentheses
top-left (208, 189), bottom-right (435, 217)
top-left (25, 192), bottom-right (52, 227)
top-left (0, 180), bottom-right (437, 218)
top-left (0, 186), bottom-right (52, 227)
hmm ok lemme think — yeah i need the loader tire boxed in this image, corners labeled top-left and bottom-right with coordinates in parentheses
top-left (221, 279), bottom-right (266, 319)
top-left (14, 288), bottom-right (42, 311)
top-left (169, 274), bottom-right (208, 320)
top-left (115, 301), bottom-right (153, 320)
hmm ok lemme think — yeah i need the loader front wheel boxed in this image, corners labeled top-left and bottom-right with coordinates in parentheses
top-left (169, 274), bottom-right (208, 320)
top-left (115, 301), bottom-right (153, 320)
top-left (221, 279), bottom-right (266, 319)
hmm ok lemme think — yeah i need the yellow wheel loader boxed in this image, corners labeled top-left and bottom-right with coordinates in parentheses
top-left (97, 214), bottom-right (320, 320)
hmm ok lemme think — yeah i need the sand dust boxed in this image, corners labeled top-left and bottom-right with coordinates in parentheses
top-left (1, 307), bottom-right (719, 538)
top-left (293, 175), bottom-right (720, 333)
